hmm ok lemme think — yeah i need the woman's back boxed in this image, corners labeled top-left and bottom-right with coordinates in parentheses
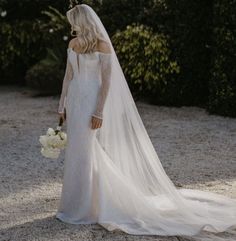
top-left (67, 37), bottom-right (112, 80)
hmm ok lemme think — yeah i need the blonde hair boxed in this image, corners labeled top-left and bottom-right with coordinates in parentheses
top-left (66, 4), bottom-right (106, 53)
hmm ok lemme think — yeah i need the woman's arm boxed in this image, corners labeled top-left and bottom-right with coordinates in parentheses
top-left (58, 45), bottom-right (74, 114)
top-left (92, 53), bottom-right (112, 120)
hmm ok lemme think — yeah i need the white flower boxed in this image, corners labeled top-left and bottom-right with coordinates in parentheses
top-left (47, 127), bottom-right (56, 136)
top-left (63, 35), bottom-right (68, 41)
top-left (39, 135), bottom-right (48, 147)
top-left (1, 11), bottom-right (7, 17)
top-left (48, 135), bottom-right (61, 147)
top-left (57, 136), bottom-right (67, 149)
top-left (59, 132), bottom-right (67, 140)
top-left (41, 147), bottom-right (60, 159)
top-left (49, 28), bottom-right (54, 33)
top-left (39, 127), bottom-right (67, 159)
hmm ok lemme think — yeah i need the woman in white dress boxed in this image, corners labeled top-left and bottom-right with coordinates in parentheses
top-left (56, 4), bottom-right (236, 241)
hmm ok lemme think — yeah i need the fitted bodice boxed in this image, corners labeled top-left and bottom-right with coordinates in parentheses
top-left (68, 48), bottom-right (101, 81)
top-left (58, 47), bottom-right (113, 119)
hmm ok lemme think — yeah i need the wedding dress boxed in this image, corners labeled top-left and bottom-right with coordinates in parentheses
top-left (56, 4), bottom-right (236, 241)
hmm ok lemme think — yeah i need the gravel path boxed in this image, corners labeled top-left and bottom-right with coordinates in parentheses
top-left (0, 86), bottom-right (236, 241)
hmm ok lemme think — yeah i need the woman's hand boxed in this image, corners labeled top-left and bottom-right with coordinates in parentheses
top-left (58, 111), bottom-right (66, 123)
top-left (91, 116), bottom-right (102, 129)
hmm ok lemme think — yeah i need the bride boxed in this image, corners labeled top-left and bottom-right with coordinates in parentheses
top-left (56, 3), bottom-right (236, 241)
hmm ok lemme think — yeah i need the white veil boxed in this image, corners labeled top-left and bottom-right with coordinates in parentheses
top-left (81, 4), bottom-right (236, 241)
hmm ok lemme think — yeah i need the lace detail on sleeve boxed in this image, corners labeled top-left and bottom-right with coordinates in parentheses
top-left (92, 53), bottom-right (112, 119)
top-left (58, 49), bottom-right (73, 114)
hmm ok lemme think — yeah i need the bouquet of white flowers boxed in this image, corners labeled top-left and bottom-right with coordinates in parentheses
top-left (39, 117), bottom-right (67, 159)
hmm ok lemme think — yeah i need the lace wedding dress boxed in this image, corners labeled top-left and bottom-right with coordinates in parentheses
top-left (55, 4), bottom-right (236, 241)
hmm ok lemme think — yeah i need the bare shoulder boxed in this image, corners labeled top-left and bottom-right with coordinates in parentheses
top-left (68, 38), bottom-right (78, 49)
top-left (97, 40), bottom-right (112, 54)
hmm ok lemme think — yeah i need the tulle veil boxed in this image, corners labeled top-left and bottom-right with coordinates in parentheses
top-left (78, 4), bottom-right (236, 241)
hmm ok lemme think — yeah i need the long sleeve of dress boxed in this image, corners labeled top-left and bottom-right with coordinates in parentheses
top-left (58, 49), bottom-right (73, 114)
top-left (92, 53), bottom-right (112, 119)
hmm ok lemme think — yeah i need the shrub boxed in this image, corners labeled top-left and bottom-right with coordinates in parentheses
top-left (112, 24), bottom-right (180, 103)
top-left (24, 6), bottom-right (69, 94)
top-left (0, 20), bottom-right (43, 85)
top-left (208, 0), bottom-right (236, 117)
top-left (113, 0), bottom-right (213, 106)
top-left (0, 0), bottom-right (70, 85)
top-left (26, 63), bottom-right (62, 95)
top-left (25, 48), bottom-right (65, 95)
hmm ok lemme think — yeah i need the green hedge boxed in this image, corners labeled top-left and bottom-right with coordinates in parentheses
top-left (112, 24), bottom-right (180, 104)
top-left (0, 20), bottom-right (44, 84)
top-left (25, 60), bottom-right (64, 95)
top-left (0, 0), bottom-right (71, 85)
top-left (208, 0), bottom-right (236, 117)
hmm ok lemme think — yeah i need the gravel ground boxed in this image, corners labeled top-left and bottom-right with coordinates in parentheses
top-left (0, 86), bottom-right (236, 241)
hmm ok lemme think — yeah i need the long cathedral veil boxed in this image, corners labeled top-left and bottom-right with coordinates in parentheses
top-left (80, 4), bottom-right (236, 241)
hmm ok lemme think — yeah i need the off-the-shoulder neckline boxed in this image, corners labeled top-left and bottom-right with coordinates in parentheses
top-left (68, 47), bottom-right (112, 55)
